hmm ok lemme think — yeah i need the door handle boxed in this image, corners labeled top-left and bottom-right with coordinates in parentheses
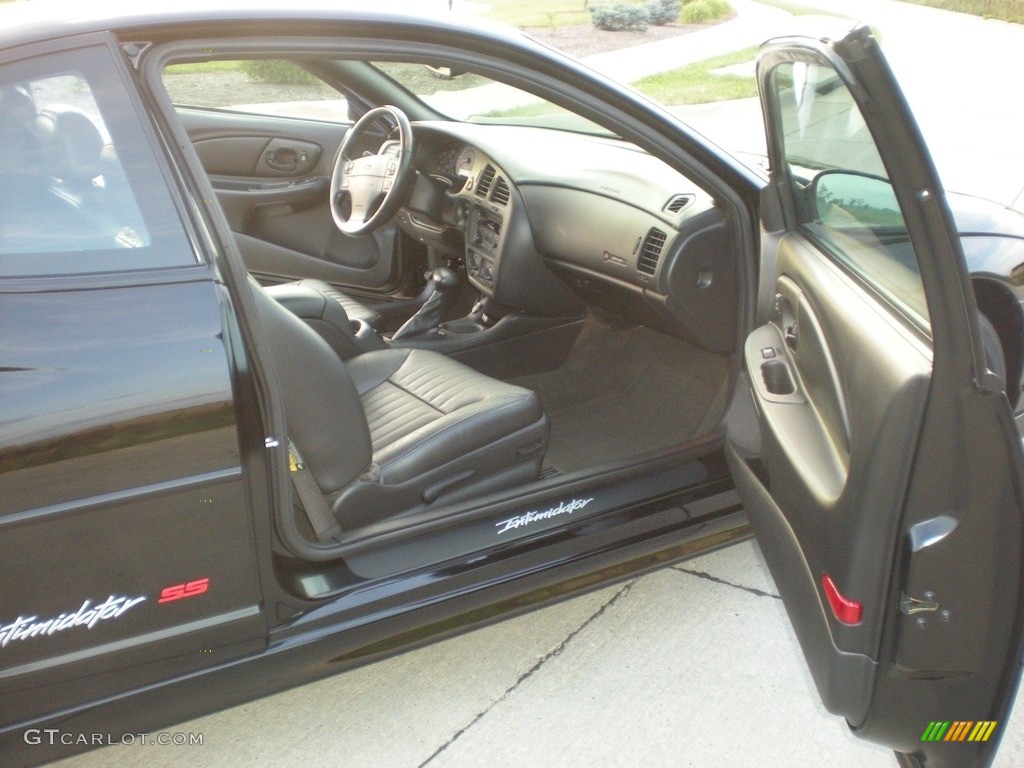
top-left (265, 147), bottom-right (303, 172)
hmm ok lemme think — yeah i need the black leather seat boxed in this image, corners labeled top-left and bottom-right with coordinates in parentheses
top-left (264, 278), bottom-right (383, 330)
top-left (251, 280), bottom-right (548, 532)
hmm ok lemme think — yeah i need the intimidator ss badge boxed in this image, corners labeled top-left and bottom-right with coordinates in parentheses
top-left (0, 595), bottom-right (147, 649)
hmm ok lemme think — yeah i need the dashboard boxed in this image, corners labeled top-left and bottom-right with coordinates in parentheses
top-left (399, 122), bottom-right (739, 354)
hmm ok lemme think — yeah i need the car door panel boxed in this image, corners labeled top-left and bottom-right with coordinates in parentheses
top-left (212, 174), bottom-right (329, 232)
top-left (729, 27), bottom-right (1024, 765)
top-left (192, 135), bottom-right (266, 174)
top-left (175, 106), bottom-right (399, 291)
top-left (192, 135), bottom-right (322, 177)
top-left (727, 439), bottom-right (878, 719)
top-left (174, 106), bottom-right (343, 177)
top-left (734, 232), bottom-right (932, 722)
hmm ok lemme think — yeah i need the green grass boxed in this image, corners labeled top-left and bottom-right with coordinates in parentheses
top-left (631, 45), bottom-right (758, 105)
top-left (680, 0), bottom-right (731, 23)
top-left (482, 102), bottom-right (568, 118)
top-left (899, 0), bottom-right (1024, 23)
top-left (484, 0), bottom-right (648, 28)
top-left (164, 61), bottom-right (245, 75)
top-left (483, 45), bottom-right (759, 118)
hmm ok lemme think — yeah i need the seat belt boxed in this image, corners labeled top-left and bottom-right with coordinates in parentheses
top-left (288, 440), bottom-right (343, 542)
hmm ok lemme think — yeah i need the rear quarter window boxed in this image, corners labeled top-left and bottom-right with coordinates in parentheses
top-left (0, 44), bottom-right (195, 277)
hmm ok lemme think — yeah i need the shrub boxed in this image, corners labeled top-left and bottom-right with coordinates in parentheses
top-left (646, 0), bottom-right (681, 24)
top-left (242, 60), bottom-right (319, 85)
top-left (589, 4), bottom-right (650, 31)
top-left (680, 0), bottom-right (730, 23)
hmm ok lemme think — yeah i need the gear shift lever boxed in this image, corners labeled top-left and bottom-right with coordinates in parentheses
top-left (390, 267), bottom-right (459, 341)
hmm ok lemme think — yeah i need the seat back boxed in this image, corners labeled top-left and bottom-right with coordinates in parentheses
top-left (0, 86), bottom-right (42, 178)
top-left (248, 279), bottom-right (373, 494)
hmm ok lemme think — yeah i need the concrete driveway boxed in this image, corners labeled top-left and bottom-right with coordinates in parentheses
top-left (51, 1), bottom-right (1024, 766)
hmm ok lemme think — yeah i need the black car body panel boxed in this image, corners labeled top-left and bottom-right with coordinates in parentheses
top-left (2, 5), bottom-right (1024, 767)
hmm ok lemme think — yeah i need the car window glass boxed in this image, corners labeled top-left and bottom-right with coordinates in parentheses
top-left (0, 45), bottom-right (195, 277)
top-left (162, 60), bottom-right (350, 122)
top-left (368, 60), bottom-right (609, 135)
top-left (772, 60), bottom-right (929, 326)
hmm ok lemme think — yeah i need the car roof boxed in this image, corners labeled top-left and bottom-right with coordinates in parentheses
top-left (0, 0), bottom-right (531, 53)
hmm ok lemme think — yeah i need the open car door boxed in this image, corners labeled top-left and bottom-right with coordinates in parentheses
top-left (726, 25), bottom-right (1024, 767)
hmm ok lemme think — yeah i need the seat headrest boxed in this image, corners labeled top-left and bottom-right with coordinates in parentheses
top-left (0, 86), bottom-right (41, 177)
top-left (35, 106), bottom-right (105, 182)
top-left (0, 85), bottom-right (36, 134)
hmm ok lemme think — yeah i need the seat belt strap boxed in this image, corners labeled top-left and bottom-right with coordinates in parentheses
top-left (288, 440), bottom-right (343, 542)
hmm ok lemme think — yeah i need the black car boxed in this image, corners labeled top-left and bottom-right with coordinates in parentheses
top-left (2, 3), bottom-right (1023, 767)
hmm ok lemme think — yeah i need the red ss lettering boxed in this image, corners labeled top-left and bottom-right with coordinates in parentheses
top-left (158, 577), bottom-right (210, 604)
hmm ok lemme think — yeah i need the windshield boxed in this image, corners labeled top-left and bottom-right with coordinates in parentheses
top-left (370, 61), bottom-right (612, 135)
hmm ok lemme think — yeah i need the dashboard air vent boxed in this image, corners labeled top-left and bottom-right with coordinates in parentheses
top-left (491, 177), bottom-right (510, 206)
top-left (664, 194), bottom-right (693, 213)
top-left (477, 164), bottom-right (496, 198)
top-left (637, 228), bottom-right (667, 277)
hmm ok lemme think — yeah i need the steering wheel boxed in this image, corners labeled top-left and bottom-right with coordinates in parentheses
top-left (330, 105), bottom-right (415, 236)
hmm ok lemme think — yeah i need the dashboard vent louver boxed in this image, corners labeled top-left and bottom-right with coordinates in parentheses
top-left (637, 228), bottom-right (667, 277)
top-left (665, 194), bottom-right (693, 213)
top-left (477, 165), bottom-right (496, 198)
top-left (491, 177), bottom-right (510, 206)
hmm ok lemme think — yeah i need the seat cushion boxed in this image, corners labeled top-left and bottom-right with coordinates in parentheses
top-left (347, 348), bottom-right (546, 486)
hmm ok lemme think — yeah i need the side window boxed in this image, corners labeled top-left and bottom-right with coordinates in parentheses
top-left (162, 60), bottom-right (350, 122)
top-left (772, 61), bottom-right (929, 326)
top-left (0, 45), bottom-right (195, 276)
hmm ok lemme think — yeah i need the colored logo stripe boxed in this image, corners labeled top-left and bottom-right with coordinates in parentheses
top-left (921, 722), bottom-right (949, 742)
top-left (920, 721), bottom-right (997, 742)
top-left (946, 721), bottom-right (973, 741)
top-left (968, 721), bottom-right (998, 742)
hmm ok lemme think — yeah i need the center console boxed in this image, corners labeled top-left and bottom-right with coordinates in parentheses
top-left (465, 205), bottom-right (502, 293)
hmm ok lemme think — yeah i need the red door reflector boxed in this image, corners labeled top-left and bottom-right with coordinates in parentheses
top-left (821, 573), bottom-right (862, 625)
